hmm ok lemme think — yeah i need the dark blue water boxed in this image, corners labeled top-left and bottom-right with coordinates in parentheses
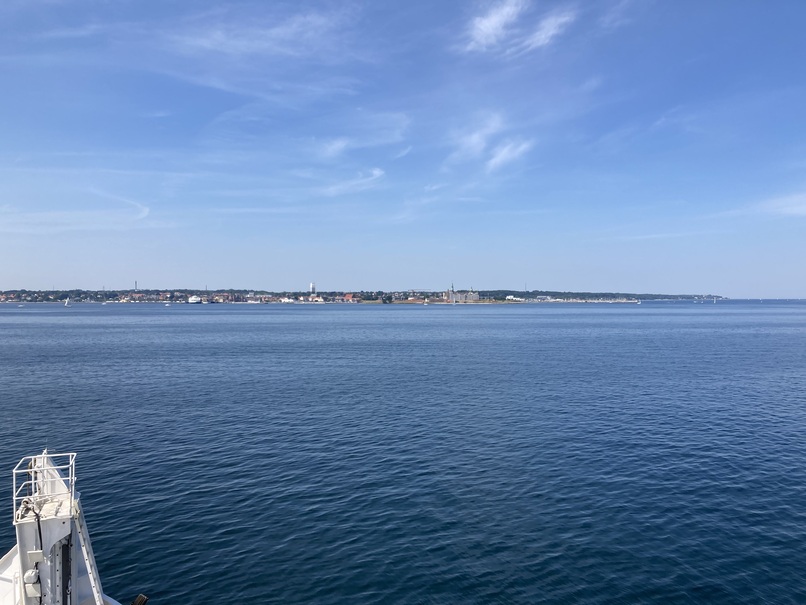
top-left (1, 301), bottom-right (806, 604)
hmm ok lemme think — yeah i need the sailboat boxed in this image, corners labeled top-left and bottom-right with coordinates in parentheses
top-left (64, 297), bottom-right (71, 307)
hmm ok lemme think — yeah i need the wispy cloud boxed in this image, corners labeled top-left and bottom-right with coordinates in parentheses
top-left (322, 168), bottom-right (385, 196)
top-left (579, 76), bottom-right (604, 93)
top-left (169, 10), bottom-right (347, 59)
top-left (349, 111), bottom-right (410, 149)
top-left (320, 137), bottom-right (351, 158)
top-left (385, 195), bottom-right (441, 224)
top-left (466, 0), bottom-right (527, 51)
top-left (756, 193), bottom-right (806, 217)
top-left (599, 0), bottom-right (637, 30)
top-left (714, 192), bottom-right (806, 219)
top-left (522, 11), bottom-right (576, 52)
top-left (196, 104), bottom-right (409, 165)
top-left (486, 139), bottom-right (534, 172)
top-left (313, 112), bottom-right (410, 159)
top-left (445, 114), bottom-right (533, 173)
top-left (463, 1), bottom-right (576, 55)
top-left (210, 206), bottom-right (303, 215)
top-left (447, 113), bottom-right (504, 163)
top-left (88, 188), bottom-right (150, 220)
top-left (36, 23), bottom-right (108, 39)
top-left (650, 106), bottom-right (703, 135)
top-left (393, 146), bottom-right (412, 159)
top-left (611, 231), bottom-right (720, 242)
top-left (0, 189), bottom-right (152, 234)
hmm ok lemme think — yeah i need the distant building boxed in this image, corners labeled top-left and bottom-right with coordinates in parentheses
top-left (444, 286), bottom-right (479, 303)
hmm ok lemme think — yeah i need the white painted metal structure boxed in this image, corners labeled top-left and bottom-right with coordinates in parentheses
top-left (0, 452), bottom-right (122, 605)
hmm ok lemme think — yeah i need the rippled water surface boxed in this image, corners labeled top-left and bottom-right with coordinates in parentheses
top-left (2, 301), bottom-right (806, 604)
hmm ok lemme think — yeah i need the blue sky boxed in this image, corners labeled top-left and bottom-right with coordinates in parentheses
top-left (1, 1), bottom-right (805, 296)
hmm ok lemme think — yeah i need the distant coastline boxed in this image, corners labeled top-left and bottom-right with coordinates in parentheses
top-left (0, 288), bottom-right (725, 305)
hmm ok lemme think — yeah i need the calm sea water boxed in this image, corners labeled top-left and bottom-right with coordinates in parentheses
top-left (1, 301), bottom-right (806, 604)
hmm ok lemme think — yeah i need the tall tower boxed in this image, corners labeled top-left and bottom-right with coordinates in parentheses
top-left (310, 282), bottom-right (316, 295)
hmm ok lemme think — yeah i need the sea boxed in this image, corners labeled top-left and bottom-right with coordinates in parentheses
top-left (1, 300), bottom-right (806, 604)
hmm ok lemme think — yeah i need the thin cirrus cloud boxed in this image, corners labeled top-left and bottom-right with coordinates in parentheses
top-left (522, 11), bottom-right (576, 52)
top-left (447, 113), bottom-right (505, 164)
top-left (0, 191), bottom-right (151, 234)
top-left (195, 105), bottom-right (410, 164)
top-left (446, 114), bottom-right (533, 172)
top-left (486, 139), bottom-right (534, 172)
top-left (35, 23), bottom-right (109, 40)
top-left (0, 209), bottom-right (138, 234)
top-left (714, 193), bottom-right (806, 219)
top-left (464, 0), bottom-right (576, 55)
top-left (320, 138), bottom-right (352, 158)
top-left (385, 194), bottom-right (444, 224)
top-left (599, 0), bottom-right (637, 30)
top-left (346, 111), bottom-right (411, 150)
top-left (168, 10), bottom-right (348, 59)
top-left (393, 146), bottom-right (413, 159)
top-left (315, 112), bottom-right (411, 158)
top-left (756, 193), bottom-right (806, 216)
top-left (21, 8), bottom-right (361, 103)
top-left (210, 206), bottom-right (304, 215)
top-left (465, 0), bottom-right (527, 51)
top-left (610, 231), bottom-right (721, 242)
top-left (322, 168), bottom-right (385, 196)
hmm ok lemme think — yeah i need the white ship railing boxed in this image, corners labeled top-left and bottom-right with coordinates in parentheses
top-left (12, 452), bottom-right (76, 523)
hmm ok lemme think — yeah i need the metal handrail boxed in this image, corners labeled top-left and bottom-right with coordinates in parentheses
top-left (12, 452), bottom-right (77, 523)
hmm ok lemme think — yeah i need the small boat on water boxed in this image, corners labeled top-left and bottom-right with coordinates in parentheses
top-left (0, 451), bottom-right (147, 605)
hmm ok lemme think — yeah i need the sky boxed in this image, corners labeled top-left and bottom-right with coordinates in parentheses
top-left (1, 1), bottom-right (805, 297)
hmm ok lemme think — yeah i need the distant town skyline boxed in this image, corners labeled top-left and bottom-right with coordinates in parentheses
top-left (2, 2), bottom-right (805, 298)
top-left (0, 283), bottom-right (729, 298)
top-left (0, 287), bottom-right (726, 306)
